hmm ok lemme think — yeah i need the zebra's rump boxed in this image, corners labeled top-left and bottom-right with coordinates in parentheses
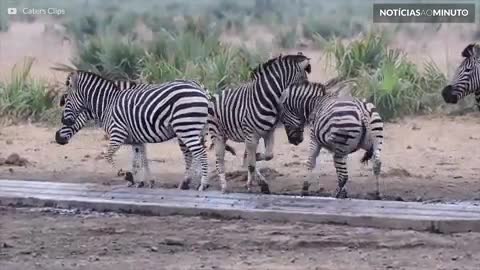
top-left (312, 98), bottom-right (368, 154)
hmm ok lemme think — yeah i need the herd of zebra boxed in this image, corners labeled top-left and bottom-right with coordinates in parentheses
top-left (52, 43), bottom-right (477, 199)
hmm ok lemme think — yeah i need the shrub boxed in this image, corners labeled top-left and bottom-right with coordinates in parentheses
top-left (0, 58), bottom-right (55, 121)
top-left (326, 32), bottom-right (447, 121)
top-left (324, 32), bottom-right (387, 78)
top-left (72, 36), bottom-right (145, 80)
top-left (276, 27), bottom-right (298, 49)
top-left (141, 31), bottom-right (265, 92)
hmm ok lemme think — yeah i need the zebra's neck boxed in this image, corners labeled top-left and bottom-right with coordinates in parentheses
top-left (83, 83), bottom-right (120, 126)
top-left (252, 66), bottom-right (296, 102)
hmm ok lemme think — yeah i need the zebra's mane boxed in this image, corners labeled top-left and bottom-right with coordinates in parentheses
top-left (66, 70), bottom-right (120, 91)
top-left (250, 53), bottom-right (310, 79)
top-left (461, 43), bottom-right (480, 58)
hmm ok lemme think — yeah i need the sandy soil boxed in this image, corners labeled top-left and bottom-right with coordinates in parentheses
top-left (1, 114), bottom-right (480, 202)
top-left (1, 206), bottom-right (480, 270)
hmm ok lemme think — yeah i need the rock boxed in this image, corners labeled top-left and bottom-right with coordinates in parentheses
top-left (411, 124), bottom-right (421, 130)
top-left (150, 246), bottom-right (158, 252)
top-left (406, 145), bottom-right (412, 149)
top-left (163, 237), bottom-right (185, 246)
top-left (5, 140), bottom-right (13, 145)
top-left (5, 153), bottom-right (20, 164)
top-left (2, 242), bottom-right (13, 248)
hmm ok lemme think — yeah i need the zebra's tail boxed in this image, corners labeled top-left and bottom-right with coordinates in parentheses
top-left (207, 141), bottom-right (237, 156)
top-left (359, 101), bottom-right (383, 165)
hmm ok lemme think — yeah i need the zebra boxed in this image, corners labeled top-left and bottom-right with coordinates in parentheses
top-left (56, 78), bottom-right (237, 186)
top-left (279, 80), bottom-right (384, 198)
top-left (56, 79), bottom-right (154, 185)
top-left (208, 53), bottom-right (311, 194)
top-left (60, 70), bottom-right (211, 191)
top-left (56, 79), bottom-right (141, 143)
top-left (442, 43), bottom-right (480, 107)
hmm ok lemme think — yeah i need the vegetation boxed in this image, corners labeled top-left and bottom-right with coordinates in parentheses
top-left (325, 32), bottom-right (447, 121)
top-left (0, 58), bottom-right (56, 122)
top-left (0, 0), bottom-right (462, 123)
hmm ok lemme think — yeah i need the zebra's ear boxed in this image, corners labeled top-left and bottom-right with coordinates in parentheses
top-left (462, 43), bottom-right (480, 58)
top-left (67, 72), bottom-right (79, 91)
top-left (298, 59), bottom-right (311, 74)
top-left (59, 94), bottom-right (66, 107)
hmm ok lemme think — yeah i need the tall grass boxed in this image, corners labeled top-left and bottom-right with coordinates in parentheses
top-left (72, 36), bottom-right (145, 80)
top-left (0, 58), bottom-right (56, 121)
top-left (325, 32), bottom-right (447, 121)
top-left (141, 30), bottom-right (265, 92)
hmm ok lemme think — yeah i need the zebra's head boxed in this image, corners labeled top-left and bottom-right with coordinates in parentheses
top-left (61, 72), bottom-right (81, 126)
top-left (279, 81), bottom-right (327, 146)
top-left (442, 43), bottom-right (480, 104)
top-left (61, 71), bottom-right (119, 127)
top-left (250, 52), bottom-right (311, 89)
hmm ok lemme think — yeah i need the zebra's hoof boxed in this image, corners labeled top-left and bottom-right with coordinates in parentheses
top-left (259, 182), bottom-right (271, 194)
top-left (179, 181), bottom-right (190, 190)
top-left (124, 172), bottom-right (135, 186)
top-left (117, 169), bottom-right (126, 177)
top-left (301, 181), bottom-right (310, 196)
top-left (136, 181), bottom-right (145, 188)
top-left (197, 183), bottom-right (209, 191)
top-left (335, 189), bottom-right (348, 199)
top-left (148, 180), bottom-right (155, 189)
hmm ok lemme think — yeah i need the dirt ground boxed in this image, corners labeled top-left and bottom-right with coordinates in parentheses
top-left (1, 206), bottom-right (480, 270)
top-left (1, 113), bottom-right (480, 202)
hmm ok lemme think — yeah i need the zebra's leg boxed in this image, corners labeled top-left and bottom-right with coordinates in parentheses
top-left (104, 137), bottom-right (128, 186)
top-left (241, 130), bottom-right (274, 167)
top-left (180, 137), bottom-right (209, 191)
top-left (306, 140), bottom-right (322, 195)
top-left (333, 154), bottom-right (349, 199)
top-left (213, 138), bottom-right (228, 193)
top-left (245, 138), bottom-right (270, 194)
top-left (134, 144), bottom-right (154, 188)
top-left (257, 129), bottom-right (275, 161)
top-left (372, 147), bottom-right (382, 197)
top-left (121, 144), bottom-right (141, 187)
top-left (178, 141), bottom-right (193, 190)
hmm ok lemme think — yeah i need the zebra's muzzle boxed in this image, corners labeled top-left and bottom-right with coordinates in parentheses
top-left (286, 130), bottom-right (304, 146)
top-left (55, 130), bottom-right (70, 145)
top-left (442, 85), bottom-right (459, 104)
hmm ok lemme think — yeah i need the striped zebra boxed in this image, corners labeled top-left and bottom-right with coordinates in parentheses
top-left (442, 43), bottom-right (480, 107)
top-left (56, 79), bottom-right (141, 143)
top-left (279, 81), bottom-right (384, 198)
top-left (56, 79), bottom-right (152, 185)
top-left (60, 70), bottom-right (211, 190)
top-left (209, 53), bottom-right (311, 194)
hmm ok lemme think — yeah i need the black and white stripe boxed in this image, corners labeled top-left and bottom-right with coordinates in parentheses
top-left (279, 81), bottom-right (384, 198)
top-left (208, 53), bottom-right (311, 193)
top-left (56, 79), bottom-right (142, 143)
top-left (61, 71), bottom-right (210, 190)
top-left (56, 79), bottom-right (154, 184)
top-left (442, 43), bottom-right (480, 107)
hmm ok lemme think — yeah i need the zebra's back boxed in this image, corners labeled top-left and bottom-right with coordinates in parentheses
top-left (108, 80), bottom-right (209, 144)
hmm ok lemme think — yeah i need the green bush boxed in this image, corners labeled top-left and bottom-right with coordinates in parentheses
top-left (72, 37), bottom-right (145, 80)
top-left (0, 58), bottom-right (55, 121)
top-left (325, 32), bottom-right (387, 78)
top-left (276, 28), bottom-right (298, 49)
top-left (326, 32), bottom-right (447, 121)
top-left (141, 30), bottom-right (264, 92)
